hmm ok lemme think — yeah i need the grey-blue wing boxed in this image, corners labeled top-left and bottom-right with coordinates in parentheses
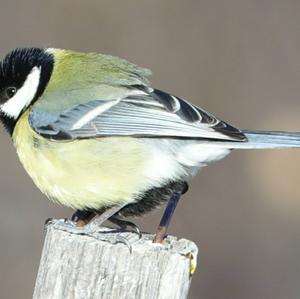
top-left (29, 88), bottom-right (246, 141)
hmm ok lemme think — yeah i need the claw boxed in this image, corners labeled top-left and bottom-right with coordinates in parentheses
top-left (44, 218), bottom-right (53, 226)
top-left (108, 216), bottom-right (142, 239)
top-left (115, 235), bottom-right (132, 254)
top-left (125, 221), bottom-right (142, 239)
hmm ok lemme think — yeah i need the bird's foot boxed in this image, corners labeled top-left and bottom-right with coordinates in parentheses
top-left (47, 205), bottom-right (137, 252)
top-left (108, 215), bottom-right (142, 239)
top-left (76, 204), bottom-right (135, 252)
top-left (50, 219), bottom-right (134, 252)
top-left (75, 221), bottom-right (134, 253)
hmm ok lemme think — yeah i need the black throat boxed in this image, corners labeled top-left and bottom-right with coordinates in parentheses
top-left (0, 48), bottom-right (54, 135)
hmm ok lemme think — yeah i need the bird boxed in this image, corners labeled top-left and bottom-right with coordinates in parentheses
top-left (0, 47), bottom-right (299, 243)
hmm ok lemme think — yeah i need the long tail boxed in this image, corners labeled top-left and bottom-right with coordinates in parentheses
top-left (202, 130), bottom-right (300, 149)
top-left (230, 130), bottom-right (300, 149)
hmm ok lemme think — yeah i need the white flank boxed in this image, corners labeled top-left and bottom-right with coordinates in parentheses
top-left (142, 140), bottom-right (187, 186)
top-left (143, 149), bottom-right (184, 185)
top-left (1, 66), bottom-right (41, 119)
top-left (71, 100), bottom-right (119, 130)
top-left (176, 143), bottom-right (230, 166)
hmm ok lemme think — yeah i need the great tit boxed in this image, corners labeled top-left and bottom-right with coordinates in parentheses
top-left (0, 47), bottom-right (299, 242)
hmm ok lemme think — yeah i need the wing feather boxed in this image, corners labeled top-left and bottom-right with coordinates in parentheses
top-left (29, 87), bottom-right (246, 141)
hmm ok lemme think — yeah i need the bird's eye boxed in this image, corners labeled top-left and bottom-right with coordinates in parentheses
top-left (5, 87), bottom-right (17, 99)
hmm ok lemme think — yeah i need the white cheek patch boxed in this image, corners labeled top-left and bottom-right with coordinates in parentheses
top-left (1, 66), bottom-right (41, 119)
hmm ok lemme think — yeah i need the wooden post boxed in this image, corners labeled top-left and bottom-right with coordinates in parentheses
top-left (33, 219), bottom-right (198, 299)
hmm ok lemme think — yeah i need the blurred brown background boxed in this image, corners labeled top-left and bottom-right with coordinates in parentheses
top-left (0, 0), bottom-right (300, 298)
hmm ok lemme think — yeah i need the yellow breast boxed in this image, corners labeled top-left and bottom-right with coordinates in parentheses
top-left (12, 110), bottom-right (150, 210)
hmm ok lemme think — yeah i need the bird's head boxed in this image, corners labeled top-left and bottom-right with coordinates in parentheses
top-left (0, 48), bottom-right (54, 133)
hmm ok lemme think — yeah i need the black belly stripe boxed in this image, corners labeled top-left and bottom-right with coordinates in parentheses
top-left (118, 180), bottom-right (187, 217)
top-left (80, 181), bottom-right (187, 218)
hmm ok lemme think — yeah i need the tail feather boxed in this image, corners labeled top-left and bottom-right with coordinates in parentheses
top-left (232, 130), bottom-right (300, 149)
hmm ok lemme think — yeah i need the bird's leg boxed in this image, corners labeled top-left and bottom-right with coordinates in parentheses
top-left (153, 191), bottom-right (182, 243)
top-left (71, 210), bottom-right (96, 226)
top-left (153, 183), bottom-right (188, 243)
top-left (108, 215), bottom-right (142, 238)
top-left (83, 203), bottom-right (128, 234)
top-left (78, 203), bottom-right (135, 252)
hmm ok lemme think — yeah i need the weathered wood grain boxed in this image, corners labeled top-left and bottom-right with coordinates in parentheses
top-left (33, 219), bottom-right (198, 299)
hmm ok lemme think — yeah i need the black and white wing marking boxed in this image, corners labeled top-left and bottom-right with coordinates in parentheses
top-left (29, 88), bottom-right (246, 141)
